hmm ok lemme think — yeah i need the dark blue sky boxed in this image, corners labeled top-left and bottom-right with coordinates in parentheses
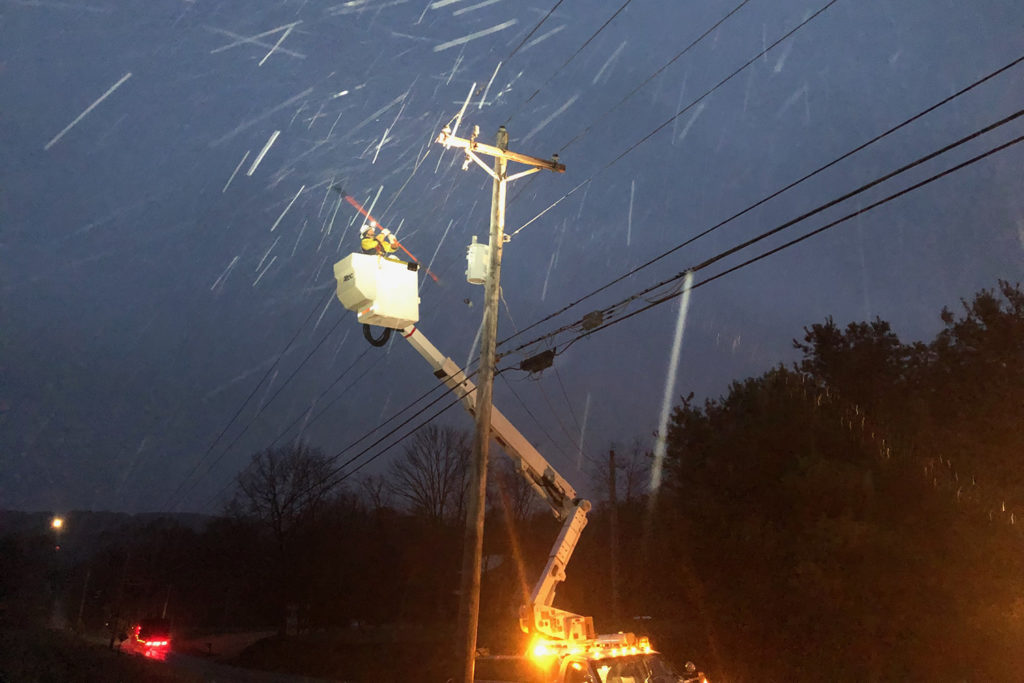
top-left (2, 0), bottom-right (1022, 513)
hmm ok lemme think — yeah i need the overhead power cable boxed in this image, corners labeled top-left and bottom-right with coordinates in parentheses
top-left (505, 0), bottom-right (637, 125)
top-left (505, 0), bottom-right (566, 62)
top-left (164, 289), bottom-right (334, 509)
top-left (497, 52), bottom-right (1024, 351)
top-left (265, 346), bottom-right (378, 449)
top-left (506, 0), bottom-right (754, 207)
top-left (296, 108), bottom-right (1024, 506)
top-left (200, 354), bottom-right (449, 512)
top-left (498, 371), bottom-right (579, 468)
top-left (507, 0), bottom-right (841, 240)
top-left (559, 0), bottom-right (754, 152)
top-left (502, 111), bottom-right (1024, 360)
top-left (174, 312), bottom-right (349, 509)
top-left (314, 372), bottom-right (490, 494)
top-left (552, 129), bottom-right (1024, 354)
top-left (270, 79), bottom-right (1024, 509)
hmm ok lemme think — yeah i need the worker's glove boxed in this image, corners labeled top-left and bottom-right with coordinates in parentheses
top-left (380, 228), bottom-right (391, 237)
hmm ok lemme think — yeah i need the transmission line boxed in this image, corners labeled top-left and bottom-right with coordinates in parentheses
top-left (559, 0), bottom-right (754, 152)
top-left (507, 0), bottom-right (841, 240)
top-left (555, 129), bottom-right (1024, 353)
top-left (506, 116), bottom-right (1024, 360)
top-left (496, 52), bottom-right (1024, 352)
top-left (505, 0), bottom-right (637, 125)
top-left (506, 0), bottom-right (567, 62)
top-left (164, 289), bottom-right (334, 509)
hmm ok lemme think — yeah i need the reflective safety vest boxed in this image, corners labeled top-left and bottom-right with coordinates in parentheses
top-left (361, 231), bottom-right (398, 254)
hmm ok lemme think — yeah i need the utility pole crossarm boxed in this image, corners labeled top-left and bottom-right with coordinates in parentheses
top-left (436, 127), bottom-right (566, 173)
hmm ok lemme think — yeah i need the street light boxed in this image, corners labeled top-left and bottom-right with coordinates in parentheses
top-left (51, 515), bottom-right (64, 551)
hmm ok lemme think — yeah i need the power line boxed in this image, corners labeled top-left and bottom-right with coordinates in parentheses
top-left (200, 353), bottom-right (449, 512)
top-left (265, 346), bottom-right (378, 449)
top-left (505, 0), bottom-right (637, 125)
top-left (507, 0), bottom-right (842, 240)
top-left (557, 129), bottom-right (1024, 352)
top-left (499, 371), bottom-right (579, 467)
top-left (511, 120), bottom-right (1024, 359)
top-left (496, 53), bottom-right (1024, 351)
top-left (173, 311), bottom-right (349, 509)
top-left (505, 0), bottom-right (566, 62)
top-left (163, 289), bottom-right (333, 509)
top-left (316, 372), bottom-right (490, 492)
top-left (283, 92), bottom-right (1024, 508)
top-left (559, 0), bottom-right (754, 152)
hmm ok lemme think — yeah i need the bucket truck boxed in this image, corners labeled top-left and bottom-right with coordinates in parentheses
top-left (333, 252), bottom-right (706, 683)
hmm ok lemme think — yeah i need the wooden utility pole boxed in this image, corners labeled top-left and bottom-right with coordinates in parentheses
top-left (609, 449), bottom-right (620, 623)
top-left (436, 124), bottom-right (564, 683)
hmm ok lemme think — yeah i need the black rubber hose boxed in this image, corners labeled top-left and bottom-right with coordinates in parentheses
top-left (363, 324), bottom-right (391, 347)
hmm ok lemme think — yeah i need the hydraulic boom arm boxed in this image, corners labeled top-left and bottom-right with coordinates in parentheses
top-left (400, 325), bottom-right (595, 642)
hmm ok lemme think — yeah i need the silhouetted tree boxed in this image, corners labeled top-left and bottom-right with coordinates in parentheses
top-left (387, 424), bottom-right (469, 525)
top-left (229, 442), bottom-right (337, 634)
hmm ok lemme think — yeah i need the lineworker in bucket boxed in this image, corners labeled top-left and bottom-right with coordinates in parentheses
top-left (360, 223), bottom-right (399, 257)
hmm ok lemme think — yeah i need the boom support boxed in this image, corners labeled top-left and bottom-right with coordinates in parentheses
top-left (400, 325), bottom-right (594, 642)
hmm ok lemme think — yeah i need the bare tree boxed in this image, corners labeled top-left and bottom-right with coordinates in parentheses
top-left (229, 442), bottom-right (337, 635)
top-left (620, 437), bottom-right (653, 504)
top-left (231, 442), bottom-right (337, 542)
top-left (358, 473), bottom-right (393, 513)
top-left (387, 424), bottom-right (470, 524)
top-left (490, 457), bottom-right (538, 523)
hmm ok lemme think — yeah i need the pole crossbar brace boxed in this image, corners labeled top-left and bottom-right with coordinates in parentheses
top-left (438, 127), bottom-right (566, 173)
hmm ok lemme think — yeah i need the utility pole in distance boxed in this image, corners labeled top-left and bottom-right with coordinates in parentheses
top-left (436, 123), bottom-right (565, 683)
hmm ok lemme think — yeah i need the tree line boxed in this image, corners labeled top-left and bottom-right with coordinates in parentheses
top-left (2, 280), bottom-right (1020, 681)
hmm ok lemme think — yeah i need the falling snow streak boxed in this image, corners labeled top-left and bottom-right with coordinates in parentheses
top-left (650, 271), bottom-right (694, 492)
top-left (521, 25), bottom-right (565, 52)
top-left (11, 0), bottom-right (111, 12)
top-left (521, 92), bottom-right (578, 143)
top-left (776, 83), bottom-right (810, 124)
top-left (372, 94), bottom-right (410, 165)
top-left (673, 101), bottom-right (705, 145)
top-left (626, 180), bottom-right (636, 247)
top-left (270, 185), bottom-right (305, 232)
top-left (209, 88), bottom-right (313, 147)
top-left (432, 19), bottom-right (518, 52)
top-left (592, 40), bottom-right (626, 84)
top-left (44, 72), bottom-right (132, 150)
top-left (478, 61), bottom-right (502, 109)
top-left (313, 290), bottom-right (335, 332)
top-left (292, 219), bottom-right (308, 256)
top-left (773, 32), bottom-right (796, 73)
top-left (430, 0), bottom-right (464, 8)
top-left (576, 393), bottom-right (590, 472)
top-left (326, 0), bottom-right (409, 15)
top-left (306, 103), bottom-right (326, 130)
top-left (446, 48), bottom-right (464, 85)
top-left (256, 236), bottom-right (281, 272)
top-left (318, 180), bottom-right (334, 216)
top-left (454, 0), bottom-right (502, 16)
top-left (210, 256), bottom-right (240, 291)
top-left (248, 130), bottom-right (281, 176)
top-left (422, 218), bottom-right (453, 293)
top-left (340, 92), bottom-right (408, 143)
top-left (259, 22), bottom-right (299, 66)
top-left (325, 196), bottom-right (343, 236)
top-left (223, 150), bottom-right (250, 192)
top-left (252, 255), bottom-right (277, 287)
top-left (207, 23), bottom-right (305, 60)
top-left (382, 145), bottom-right (431, 216)
top-left (322, 111), bottom-right (344, 142)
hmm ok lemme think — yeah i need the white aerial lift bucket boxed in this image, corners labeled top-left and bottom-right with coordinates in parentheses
top-left (333, 253), bottom-right (420, 329)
